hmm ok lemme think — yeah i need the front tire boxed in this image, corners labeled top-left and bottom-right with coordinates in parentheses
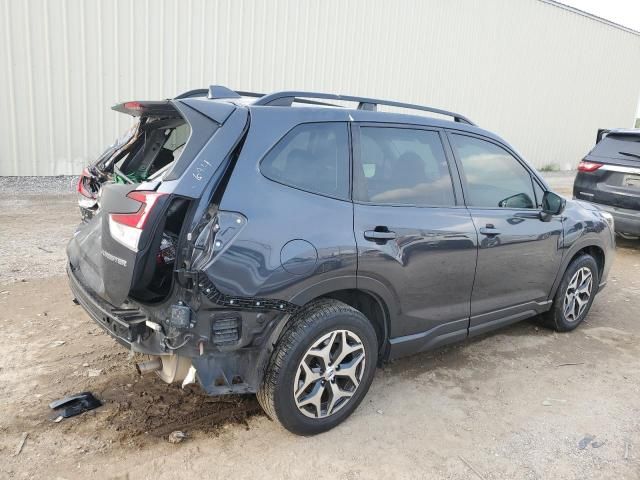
top-left (542, 254), bottom-right (599, 332)
top-left (257, 299), bottom-right (378, 435)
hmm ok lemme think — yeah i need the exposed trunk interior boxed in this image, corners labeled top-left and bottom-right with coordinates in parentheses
top-left (86, 118), bottom-right (191, 187)
top-left (71, 97), bottom-right (247, 307)
top-left (72, 105), bottom-right (194, 305)
top-left (129, 196), bottom-right (191, 303)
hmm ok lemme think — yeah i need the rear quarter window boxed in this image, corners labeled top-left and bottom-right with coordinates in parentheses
top-left (260, 122), bottom-right (350, 199)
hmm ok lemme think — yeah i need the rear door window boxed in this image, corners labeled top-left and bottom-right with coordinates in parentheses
top-left (260, 123), bottom-right (350, 199)
top-left (449, 134), bottom-right (536, 209)
top-left (353, 126), bottom-right (456, 206)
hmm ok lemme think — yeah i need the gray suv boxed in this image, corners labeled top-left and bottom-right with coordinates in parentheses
top-left (68, 86), bottom-right (615, 435)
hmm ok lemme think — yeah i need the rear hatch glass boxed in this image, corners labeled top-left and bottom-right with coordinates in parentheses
top-left (586, 134), bottom-right (640, 210)
top-left (589, 134), bottom-right (640, 164)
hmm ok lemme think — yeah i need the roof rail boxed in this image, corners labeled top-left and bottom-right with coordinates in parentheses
top-left (229, 88), bottom-right (339, 107)
top-left (253, 90), bottom-right (476, 125)
top-left (174, 86), bottom-right (265, 100)
top-left (179, 85), bottom-right (337, 107)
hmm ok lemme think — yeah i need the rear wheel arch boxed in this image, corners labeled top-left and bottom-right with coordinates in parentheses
top-left (254, 285), bottom-right (390, 384)
top-left (285, 276), bottom-right (398, 358)
top-left (319, 289), bottom-right (390, 359)
top-left (257, 298), bottom-right (378, 434)
top-left (268, 287), bottom-right (390, 361)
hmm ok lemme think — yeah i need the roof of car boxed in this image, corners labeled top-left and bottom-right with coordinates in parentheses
top-left (177, 85), bottom-right (482, 128)
top-left (244, 100), bottom-right (504, 144)
top-left (173, 85), bottom-right (509, 148)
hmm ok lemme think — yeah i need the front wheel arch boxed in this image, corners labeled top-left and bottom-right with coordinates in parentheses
top-left (542, 253), bottom-right (599, 332)
top-left (549, 240), bottom-right (606, 300)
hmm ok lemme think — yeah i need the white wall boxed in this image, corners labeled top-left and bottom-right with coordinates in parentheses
top-left (1, 0), bottom-right (639, 175)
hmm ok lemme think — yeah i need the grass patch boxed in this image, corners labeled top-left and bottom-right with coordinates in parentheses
top-left (539, 163), bottom-right (560, 172)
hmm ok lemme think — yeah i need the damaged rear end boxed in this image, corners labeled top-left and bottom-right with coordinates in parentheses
top-left (76, 100), bottom-right (193, 219)
top-left (67, 93), bottom-right (249, 389)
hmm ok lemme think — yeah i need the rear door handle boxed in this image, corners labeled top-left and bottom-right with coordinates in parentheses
top-left (479, 227), bottom-right (501, 236)
top-left (364, 230), bottom-right (397, 241)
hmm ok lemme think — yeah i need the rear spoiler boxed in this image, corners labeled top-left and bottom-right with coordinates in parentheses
top-left (596, 129), bottom-right (610, 144)
top-left (112, 100), bottom-right (181, 117)
top-left (596, 128), bottom-right (640, 144)
top-left (112, 97), bottom-right (236, 125)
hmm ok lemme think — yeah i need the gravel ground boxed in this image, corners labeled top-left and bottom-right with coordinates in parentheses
top-left (1, 236), bottom-right (639, 480)
top-left (0, 176), bottom-right (78, 195)
top-left (0, 178), bottom-right (78, 283)
top-left (6, 171), bottom-right (640, 480)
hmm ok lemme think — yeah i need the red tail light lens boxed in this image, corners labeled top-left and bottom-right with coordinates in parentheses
top-left (578, 161), bottom-right (603, 172)
top-left (124, 101), bottom-right (143, 111)
top-left (109, 191), bottom-right (165, 251)
top-left (110, 191), bottom-right (165, 229)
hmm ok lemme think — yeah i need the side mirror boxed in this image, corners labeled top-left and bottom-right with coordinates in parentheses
top-left (541, 191), bottom-right (566, 218)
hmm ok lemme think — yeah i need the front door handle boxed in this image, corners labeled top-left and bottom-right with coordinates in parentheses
top-left (364, 230), bottom-right (397, 241)
top-left (479, 227), bottom-right (501, 236)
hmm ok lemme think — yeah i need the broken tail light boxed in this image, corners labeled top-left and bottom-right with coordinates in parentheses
top-left (109, 191), bottom-right (166, 251)
top-left (77, 168), bottom-right (100, 210)
top-left (77, 168), bottom-right (97, 208)
top-left (578, 161), bottom-right (603, 172)
top-left (77, 168), bottom-right (96, 198)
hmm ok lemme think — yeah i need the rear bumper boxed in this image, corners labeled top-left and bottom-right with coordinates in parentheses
top-left (67, 264), bottom-right (165, 354)
top-left (590, 202), bottom-right (640, 235)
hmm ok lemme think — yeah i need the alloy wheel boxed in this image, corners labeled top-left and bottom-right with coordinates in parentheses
top-left (293, 329), bottom-right (366, 419)
top-left (563, 267), bottom-right (593, 322)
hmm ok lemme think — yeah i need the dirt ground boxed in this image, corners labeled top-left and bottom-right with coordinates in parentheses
top-left (1, 175), bottom-right (640, 479)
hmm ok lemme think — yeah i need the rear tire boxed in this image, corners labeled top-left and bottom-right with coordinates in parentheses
top-left (542, 254), bottom-right (599, 332)
top-left (257, 299), bottom-right (378, 435)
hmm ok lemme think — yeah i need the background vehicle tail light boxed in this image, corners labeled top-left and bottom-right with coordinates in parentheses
top-left (109, 191), bottom-right (165, 251)
top-left (578, 160), bottom-right (603, 172)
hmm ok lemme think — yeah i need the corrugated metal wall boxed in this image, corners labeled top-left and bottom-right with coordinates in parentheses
top-left (1, 0), bottom-right (639, 175)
